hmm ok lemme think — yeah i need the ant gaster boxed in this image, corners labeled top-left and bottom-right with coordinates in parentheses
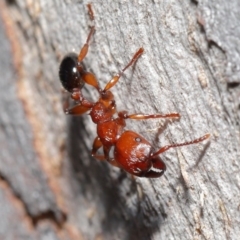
top-left (59, 4), bottom-right (210, 178)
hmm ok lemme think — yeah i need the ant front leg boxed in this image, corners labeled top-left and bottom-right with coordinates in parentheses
top-left (91, 137), bottom-right (112, 161)
top-left (92, 137), bottom-right (122, 168)
top-left (118, 111), bottom-right (180, 120)
top-left (92, 137), bottom-right (106, 160)
top-left (103, 48), bottom-right (144, 91)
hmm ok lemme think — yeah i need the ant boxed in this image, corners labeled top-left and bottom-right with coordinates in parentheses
top-left (59, 4), bottom-right (210, 178)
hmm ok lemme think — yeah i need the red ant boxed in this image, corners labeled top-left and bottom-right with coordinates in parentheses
top-left (59, 4), bottom-right (210, 178)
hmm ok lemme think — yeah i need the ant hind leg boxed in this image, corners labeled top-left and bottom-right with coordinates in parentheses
top-left (103, 48), bottom-right (144, 91)
top-left (77, 26), bottom-right (95, 62)
top-left (78, 4), bottom-right (95, 62)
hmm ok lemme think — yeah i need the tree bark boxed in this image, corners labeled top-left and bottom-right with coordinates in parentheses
top-left (0, 0), bottom-right (239, 239)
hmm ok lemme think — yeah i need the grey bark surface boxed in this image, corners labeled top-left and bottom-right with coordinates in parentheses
top-left (0, 0), bottom-right (239, 240)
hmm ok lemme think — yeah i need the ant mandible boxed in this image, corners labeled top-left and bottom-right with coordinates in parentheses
top-left (59, 4), bottom-right (210, 178)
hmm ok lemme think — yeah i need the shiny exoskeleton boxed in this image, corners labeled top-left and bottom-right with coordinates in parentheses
top-left (59, 53), bottom-right (85, 92)
top-left (59, 4), bottom-right (210, 178)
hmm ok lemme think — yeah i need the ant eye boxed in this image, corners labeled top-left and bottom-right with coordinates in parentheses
top-left (135, 137), bottom-right (141, 142)
top-left (59, 53), bottom-right (85, 92)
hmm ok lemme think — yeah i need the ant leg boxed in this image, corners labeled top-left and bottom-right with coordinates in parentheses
top-left (103, 147), bottom-right (122, 168)
top-left (64, 89), bottom-right (94, 115)
top-left (62, 89), bottom-right (71, 113)
top-left (77, 5), bottom-right (101, 91)
top-left (78, 4), bottom-right (95, 62)
top-left (108, 157), bottom-right (122, 168)
top-left (87, 3), bottom-right (94, 21)
top-left (92, 137), bottom-right (122, 168)
top-left (65, 104), bottom-right (91, 115)
top-left (118, 111), bottom-right (180, 120)
top-left (78, 26), bottom-right (95, 62)
top-left (104, 48), bottom-right (144, 91)
top-left (151, 134), bottom-right (210, 158)
top-left (81, 71), bottom-right (101, 92)
top-left (92, 137), bottom-right (106, 160)
top-left (62, 89), bottom-right (89, 115)
top-left (91, 137), bottom-right (112, 161)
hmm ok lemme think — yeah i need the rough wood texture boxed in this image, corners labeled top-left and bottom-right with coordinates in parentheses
top-left (0, 0), bottom-right (239, 239)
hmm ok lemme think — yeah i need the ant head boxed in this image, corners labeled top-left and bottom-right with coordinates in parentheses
top-left (129, 155), bottom-right (166, 178)
top-left (59, 53), bottom-right (85, 92)
top-left (143, 156), bottom-right (166, 178)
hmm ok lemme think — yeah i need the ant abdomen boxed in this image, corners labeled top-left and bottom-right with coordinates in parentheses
top-left (59, 53), bottom-right (85, 92)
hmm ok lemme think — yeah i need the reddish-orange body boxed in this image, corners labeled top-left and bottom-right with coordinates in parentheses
top-left (59, 4), bottom-right (210, 178)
